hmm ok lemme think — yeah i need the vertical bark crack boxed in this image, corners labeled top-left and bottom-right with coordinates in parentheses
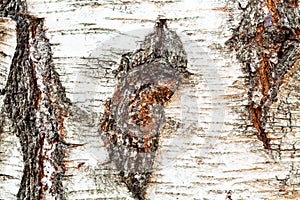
top-left (227, 0), bottom-right (299, 149)
top-left (1, 1), bottom-right (70, 199)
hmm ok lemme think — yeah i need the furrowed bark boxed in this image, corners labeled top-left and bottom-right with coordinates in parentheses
top-left (1, 0), bottom-right (70, 199)
top-left (0, 0), bottom-right (300, 199)
top-left (227, 0), bottom-right (300, 149)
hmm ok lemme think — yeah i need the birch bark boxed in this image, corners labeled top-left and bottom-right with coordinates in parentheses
top-left (0, 0), bottom-right (299, 199)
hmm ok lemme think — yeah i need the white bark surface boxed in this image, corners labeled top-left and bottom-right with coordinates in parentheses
top-left (0, 17), bottom-right (15, 106)
top-left (0, 17), bottom-right (24, 199)
top-left (0, 0), bottom-right (299, 199)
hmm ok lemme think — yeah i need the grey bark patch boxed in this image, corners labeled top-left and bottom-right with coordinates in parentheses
top-left (100, 19), bottom-right (189, 199)
top-left (1, 1), bottom-right (71, 199)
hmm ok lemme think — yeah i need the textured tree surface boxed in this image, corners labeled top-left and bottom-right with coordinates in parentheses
top-left (0, 0), bottom-right (299, 199)
top-left (100, 19), bottom-right (189, 199)
top-left (1, 0), bottom-right (71, 199)
top-left (227, 0), bottom-right (300, 150)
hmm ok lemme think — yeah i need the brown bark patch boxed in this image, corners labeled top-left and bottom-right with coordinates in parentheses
top-left (267, 0), bottom-right (279, 26)
top-left (227, 1), bottom-right (299, 149)
top-left (100, 19), bottom-right (189, 199)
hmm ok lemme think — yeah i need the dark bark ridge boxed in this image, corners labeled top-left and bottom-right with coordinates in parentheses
top-left (227, 0), bottom-right (300, 149)
top-left (1, 0), bottom-right (70, 199)
top-left (100, 19), bottom-right (189, 199)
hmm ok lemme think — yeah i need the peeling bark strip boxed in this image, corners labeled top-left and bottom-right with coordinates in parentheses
top-left (1, 0), bottom-right (70, 199)
top-left (100, 19), bottom-right (188, 199)
top-left (227, 0), bottom-right (300, 149)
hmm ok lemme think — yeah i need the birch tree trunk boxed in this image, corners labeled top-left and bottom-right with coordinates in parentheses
top-left (0, 0), bottom-right (299, 199)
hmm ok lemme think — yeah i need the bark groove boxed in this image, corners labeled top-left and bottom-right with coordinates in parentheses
top-left (228, 0), bottom-right (300, 149)
top-left (1, 0), bottom-right (70, 199)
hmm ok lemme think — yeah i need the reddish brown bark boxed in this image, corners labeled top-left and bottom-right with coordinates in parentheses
top-left (228, 0), bottom-right (299, 149)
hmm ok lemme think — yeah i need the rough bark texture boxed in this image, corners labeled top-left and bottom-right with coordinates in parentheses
top-left (100, 19), bottom-right (189, 199)
top-left (227, 0), bottom-right (300, 150)
top-left (1, 0), bottom-right (70, 199)
top-left (0, 0), bottom-right (299, 199)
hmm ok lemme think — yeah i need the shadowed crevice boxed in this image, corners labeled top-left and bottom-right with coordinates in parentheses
top-left (227, 0), bottom-right (299, 149)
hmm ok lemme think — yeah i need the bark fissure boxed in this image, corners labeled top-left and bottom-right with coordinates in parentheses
top-left (227, 0), bottom-right (300, 149)
top-left (1, 0), bottom-right (70, 199)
